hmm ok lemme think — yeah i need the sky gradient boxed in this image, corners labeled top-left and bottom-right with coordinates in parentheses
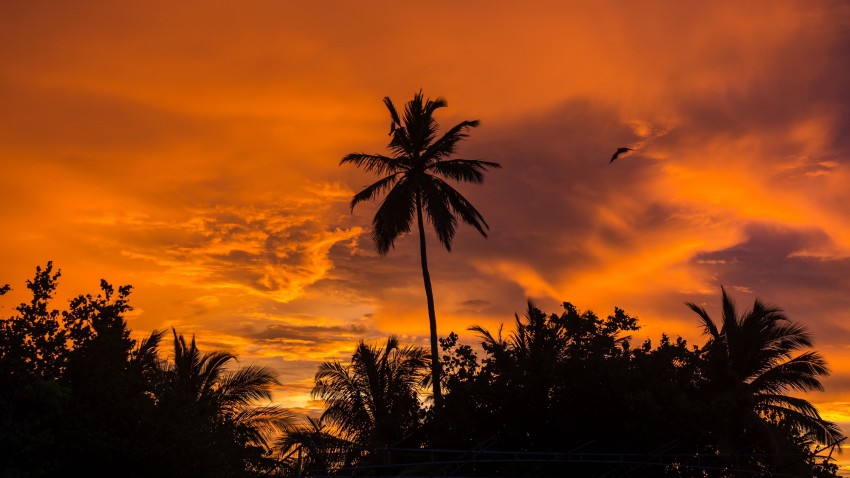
top-left (2, 0), bottom-right (850, 461)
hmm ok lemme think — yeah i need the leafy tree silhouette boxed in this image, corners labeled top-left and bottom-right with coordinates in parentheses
top-left (456, 301), bottom-right (642, 451)
top-left (2, 262), bottom-right (67, 378)
top-left (0, 264), bottom-right (288, 477)
top-left (0, 263), bottom-right (165, 476)
top-left (341, 91), bottom-right (500, 405)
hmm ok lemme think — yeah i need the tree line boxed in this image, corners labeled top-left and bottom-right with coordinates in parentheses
top-left (287, 299), bottom-right (843, 477)
top-left (1, 263), bottom-right (843, 477)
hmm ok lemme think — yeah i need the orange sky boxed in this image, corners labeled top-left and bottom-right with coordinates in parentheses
top-left (2, 0), bottom-right (850, 461)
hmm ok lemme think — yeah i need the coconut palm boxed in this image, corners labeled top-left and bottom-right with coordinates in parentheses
top-left (686, 288), bottom-right (844, 455)
top-left (341, 91), bottom-right (500, 404)
top-left (277, 416), bottom-right (354, 477)
top-left (312, 336), bottom-right (428, 447)
top-left (157, 329), bottom-right (286, 475)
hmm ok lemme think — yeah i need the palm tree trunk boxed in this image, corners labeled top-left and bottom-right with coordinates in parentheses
top-left (416, 194), bottom-right (442, 406)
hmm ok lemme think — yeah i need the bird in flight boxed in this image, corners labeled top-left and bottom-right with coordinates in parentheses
top-left (609, 147), bottom-right (634, 164)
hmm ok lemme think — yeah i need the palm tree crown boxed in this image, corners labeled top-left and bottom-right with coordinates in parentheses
top-left (686, 288), bottom-right (843, 449)
top-left (341, 91), bottom-right (500, 405)
top-left (312, 336), bottom-right (428, 447)
top-left (342, 91), bottom-right (500, 254)
top-left (163, 329), bottom-right (285, 451)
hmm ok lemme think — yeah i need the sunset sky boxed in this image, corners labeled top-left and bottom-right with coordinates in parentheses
top-left (2, 0), bottom-right (850, 458)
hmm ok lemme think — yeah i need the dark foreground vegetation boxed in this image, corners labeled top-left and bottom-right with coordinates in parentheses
top-left (1, 263), bottom-right (844, 477)
top-left (0, 263), bottom-right (284, 477)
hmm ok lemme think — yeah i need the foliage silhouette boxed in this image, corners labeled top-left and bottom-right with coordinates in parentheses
top-left (433, 301), bottom-right (648, 452)
top-left (312, 336), bottom-right (428, 449)
top-left (153, 328), bottom-right (286, 477)
top-left (277, 415), bottom-right (354, 477)
top-left (2, 264), bottom-right (843, 476)
top-left (428, 295), bottom-right (842, 476)
top-left (0, 263), bottom-right (162, 476)
top-left (0, 264), bottom-right (286, 477)
top-left (341, 91), bottom-right (500, 405)
top-left (687, 287), bottom-right (843, 473)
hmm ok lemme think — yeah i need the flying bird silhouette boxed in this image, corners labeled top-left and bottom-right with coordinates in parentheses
top-left (609, 147), bottom-right (634, 164)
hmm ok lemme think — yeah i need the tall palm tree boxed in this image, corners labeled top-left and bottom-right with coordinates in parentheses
top-left (686, 288), bottom-right (843, 456)
top-left (341, 91), bottom-right (500, 404)
top-left (312, 336), bottom-right (428, 447)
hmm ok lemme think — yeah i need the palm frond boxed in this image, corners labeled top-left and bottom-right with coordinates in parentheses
top-left (431, 177), bottom-right (489, 237)
top-left (423, 94), bottom-right (447, 117)
top-left (400, 92), bottom-right (445, 154)
top-left (340, 153), bottom-right (403, 176)
top-left (220, 364), bottom-right (279, 407)
top-left (371, 176), bottom-right (416, 255)
top-left (768, 321), bottom-right (813, 352)
top-left (748, 351), bottom-right (828, 393)
top-left (234, 405), bottom-right (290, 448)
top-left (388, 125), bottom-right (413, 157)
top-left (199, 350), bottom-right (236, 401)
top-left (469, 324), bottom-right (505, 349)
top-left (686, 301), bottom-right (720, 340)
top-left (131, 329), bottom-right (164, 373)
top-left (720, 286), bottom-right (739, 340)
top-left (420, 179), bottom-right (458, 251)
top-left (350, 173), bottom-right (401, 211)
top-left (427, 158), bottom-right (501, 183)
top-left (314, 360), bottom-right (373, 442)
top-left (422, 120), bottom-right (481, 162)
top-left (757, 394), bottom-right (844, 445)
top-left (383, 96), bottom-right (401, 130)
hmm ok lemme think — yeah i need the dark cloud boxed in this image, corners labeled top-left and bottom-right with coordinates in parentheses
top-left (692, 223), bottom-right (850, 341)
top-left (252, 323), bottom-right (370, 343)
top-left (694, 223), bottom-right (843, 288)
top-left (455, 99), bottom-right (656, 265)
top-left (457, 299), bottom-right (490, 308)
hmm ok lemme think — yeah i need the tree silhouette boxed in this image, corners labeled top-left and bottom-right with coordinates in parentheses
top-left (341, 91), bottom-right (500, 404)
top-left (0, 264), bottom-right (290, 477)
top-left (312, 336), bottom-right (428, 448)
top-left (277, 416), bottom-right (354, 477)
top-left (0, 264), bottom-right (167, 476)
top-left (154, 329), bottom-right (286, 476)
top-left (1, 262), bottom-right (67, 378)
top-left (686, 288), bottom-right (844, 457)
top-left (454, 301), bottom-right (643, 451)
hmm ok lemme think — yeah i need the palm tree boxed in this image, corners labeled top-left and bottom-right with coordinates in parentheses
top-left (312, 336), bottom-right (428, 447)
top-left (277, 416), bottom-right (354, 477)
top-left (341, 91), bottom-right (500, 404)
top-left (158, 329), bottom-right (286, 475)
top-left (686, 288), bottom-right (844, 458)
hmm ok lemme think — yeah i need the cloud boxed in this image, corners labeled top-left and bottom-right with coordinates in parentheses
top-left (691, 224), bottom-right (850, 337)
top-left (252, 322), bottom-right (370, 343)
top-left (79, 197), bottom-right (361, 303)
